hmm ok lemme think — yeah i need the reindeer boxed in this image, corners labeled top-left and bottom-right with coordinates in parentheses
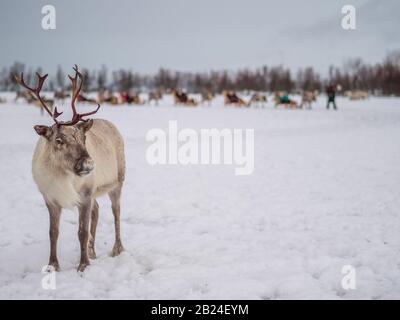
top-left (15, 89), bottom-right (55, 115)
top-left (54, 90), bottom-right (70, 101)
top-left (120, 92), bottom-right (143, 105)
top-left (349, 90), bottom-right (369, 101)
top-left (247, 92), bottom-right (267, 108)
top-left (147, 90), bottom-right (163, 105)
top-left (15, 65), bottom-right (125, 272)
top-left (172, 89), bottom-right (197, 106)
top-left (15, 90), bottom-right (35, 102)
top-left (200, 91), bottom-right (214, 106)
top-left (78, 93), bottom-right (98, 105)
top-left (300, 91), bottom-right (318, 109)
top-left (33, 97), bottom-right (55, 115)
top-left (98, 89), bottom-right (119, 105)
top-left (223, 91), bottom-right (247, 107)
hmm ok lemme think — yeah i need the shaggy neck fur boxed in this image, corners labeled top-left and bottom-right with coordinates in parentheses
top-left (32, 138), bottom-right (82, 209)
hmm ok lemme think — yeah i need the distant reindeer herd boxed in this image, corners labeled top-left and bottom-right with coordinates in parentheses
top-left (6, 83), bottom-right (372, 112)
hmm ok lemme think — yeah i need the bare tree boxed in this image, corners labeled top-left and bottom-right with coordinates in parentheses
top-left (56, 65), bottom-right (65, 90)
top-left (97, 65), bottom-right (108, 91)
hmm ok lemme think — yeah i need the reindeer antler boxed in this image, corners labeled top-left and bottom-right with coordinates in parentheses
top-left (15, 72), bottom-right (61, 124)
top-left (61, 65), bottom-right (100, 126)
top-left (15, 65), bottom-right (100, 127)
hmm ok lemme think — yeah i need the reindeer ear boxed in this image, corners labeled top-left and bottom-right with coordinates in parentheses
top-left (77, 119), bottom-right (94, 133)
top-left (34, 125), bottom-right (52, 138)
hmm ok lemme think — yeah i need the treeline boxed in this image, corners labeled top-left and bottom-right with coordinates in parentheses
top-left (1, 51), bottom-right (399, 95)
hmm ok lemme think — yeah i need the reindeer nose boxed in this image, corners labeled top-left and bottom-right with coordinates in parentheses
top-left (74, 157), bottom-right (95, 176)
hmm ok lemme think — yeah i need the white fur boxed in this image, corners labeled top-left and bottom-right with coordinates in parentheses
top-left (32, 119), bottom-right (125, 209)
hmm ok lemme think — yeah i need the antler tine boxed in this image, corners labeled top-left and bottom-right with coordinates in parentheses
top-left (15, 72), bottom-right (58, 123)
top-left (68, 64), bottom-right (83, 115)
top-left (78, 103), bottom-right (101, 120)
top-left (61, 65), bottom-right (100, 126)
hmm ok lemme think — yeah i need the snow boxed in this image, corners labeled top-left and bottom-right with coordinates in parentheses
top-left (0, 94), bottom-right (400, 299)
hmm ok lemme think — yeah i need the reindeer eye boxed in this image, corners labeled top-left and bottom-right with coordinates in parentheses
top-left (55, 138), bottom-right (64, 145)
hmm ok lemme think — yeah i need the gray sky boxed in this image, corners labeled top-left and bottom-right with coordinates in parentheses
top-left (1, 0), bottom-right (399, 75)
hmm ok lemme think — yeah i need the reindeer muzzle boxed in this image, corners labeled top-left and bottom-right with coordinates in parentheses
top-left (74, 157), bottom-right (95, 177)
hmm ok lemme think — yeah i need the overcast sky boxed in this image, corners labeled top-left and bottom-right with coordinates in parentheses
top-left (0, 0), bottom-right (399, 75)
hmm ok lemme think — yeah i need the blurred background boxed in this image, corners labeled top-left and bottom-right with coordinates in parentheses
top-left (0, 0), bottom-right (399, 95)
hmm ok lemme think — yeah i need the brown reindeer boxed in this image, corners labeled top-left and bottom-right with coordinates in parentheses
top-left (172, 89), bottom-right (197, 106)
top-left (223, 91), bottom-right (247, 107)
top-left (15, 65), bottom-right (125, 272)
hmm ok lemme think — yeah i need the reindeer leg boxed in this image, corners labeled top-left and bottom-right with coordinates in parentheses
top-left (109, 184), bottom-right (124, 257)
top-left (88, 200), bottom-right (99, 259)
top-left (45, 201), bottom-right (61, 271)
top-left (77, 198), bottom-right (92, 272)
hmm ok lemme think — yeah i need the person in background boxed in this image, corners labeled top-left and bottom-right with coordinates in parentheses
top-left (326, 84), bottom-right (338, 110)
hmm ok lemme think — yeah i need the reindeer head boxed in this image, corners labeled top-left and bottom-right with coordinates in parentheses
top-left (16, 65), bottom-right (100, 177)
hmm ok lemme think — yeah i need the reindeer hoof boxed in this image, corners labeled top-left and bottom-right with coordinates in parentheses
top-left (111, 242), bottom-right (124, 257)
top-left (77, 261), bottom-right (89, 272)
top-left (46, 262), bottom-right (60, 272)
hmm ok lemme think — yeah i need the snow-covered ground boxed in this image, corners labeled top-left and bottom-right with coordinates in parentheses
top-left (0, 94), bottom-right (400, 299)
